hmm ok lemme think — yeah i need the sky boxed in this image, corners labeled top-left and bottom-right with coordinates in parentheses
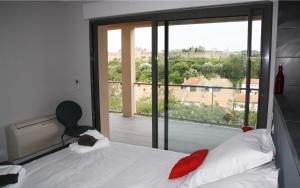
top-left (107, 20), bottom-right (261, 53)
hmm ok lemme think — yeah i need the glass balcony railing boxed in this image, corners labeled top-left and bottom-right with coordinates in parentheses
top-left (108, 81), bottom-right (123, 112)
top-left (108, 81), bottom-right (258, 128)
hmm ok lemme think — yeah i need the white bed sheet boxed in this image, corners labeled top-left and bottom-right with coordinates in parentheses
top-left (21, 142), bottom-right (187, 188)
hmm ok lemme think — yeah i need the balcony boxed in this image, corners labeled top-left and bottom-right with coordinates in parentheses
top-left (110, 113), bottom-right (241, 153)
top-left (109, 81), bottom-right (258, 152)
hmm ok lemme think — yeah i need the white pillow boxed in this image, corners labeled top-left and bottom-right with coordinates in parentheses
top-left (195, 163), bottom-right (278, 188)
top-left (179, 129), bottom-right (274, 188)
top-left (69, 137), bottom-right (110, 153)
top-left (80, 129), bottom-right (104, 140)
top-left (0, 165), bottom-right (22, 175)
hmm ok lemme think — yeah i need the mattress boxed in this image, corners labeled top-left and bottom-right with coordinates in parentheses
top-left (21, 142), bottom-right (187, 188)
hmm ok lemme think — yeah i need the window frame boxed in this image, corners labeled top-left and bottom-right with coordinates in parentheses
top-left (89, 2), bottom-right (273, 148)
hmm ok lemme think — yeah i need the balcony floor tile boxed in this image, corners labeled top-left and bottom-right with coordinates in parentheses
top-left (109, 113), bottom-right (241, 153)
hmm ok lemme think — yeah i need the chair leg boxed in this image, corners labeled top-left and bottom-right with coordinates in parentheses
top-left (61, 134), bottom-right (65, 146)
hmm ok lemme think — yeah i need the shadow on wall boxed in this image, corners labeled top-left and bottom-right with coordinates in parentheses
top-left (0, 128), bottom-right (7, 161)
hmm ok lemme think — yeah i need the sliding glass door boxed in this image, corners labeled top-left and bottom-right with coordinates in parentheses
top-left (90, 3), bottom-right (272, 153)
top-left (166, 17), bottom-right (248, 152)
top-left (98, 22), bottom-right (155, 148)
top-left (157, 15), bottom-right (264, 152)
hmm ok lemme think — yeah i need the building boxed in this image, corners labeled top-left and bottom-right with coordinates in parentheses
top-left (241, 78), bottom-right (260, 95)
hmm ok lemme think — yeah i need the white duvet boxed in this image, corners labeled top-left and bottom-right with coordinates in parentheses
top-left (21, 142), bottom-right (187, 188)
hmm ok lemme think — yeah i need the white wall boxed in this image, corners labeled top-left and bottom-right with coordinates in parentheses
top-left (83, 0), bottom-right (266, 19)
top-left (0, 2), bottom-right (91, 161)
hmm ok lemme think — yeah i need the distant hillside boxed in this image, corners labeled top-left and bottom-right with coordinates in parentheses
top-left (108, 47), bottom-right (260, 61)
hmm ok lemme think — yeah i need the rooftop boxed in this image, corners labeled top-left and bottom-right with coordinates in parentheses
top-left (242, 78), bottom-right (260, 85)
top-left (183, 76), bottom-right (232, 87)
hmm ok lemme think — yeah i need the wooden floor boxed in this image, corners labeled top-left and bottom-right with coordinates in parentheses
top-left (109, 113), bottom-right (241, 153)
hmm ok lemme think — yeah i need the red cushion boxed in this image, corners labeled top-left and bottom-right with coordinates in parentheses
top-left (242, 126), bottom-right (253, 132)
top-left (190, 149), bottom-right (208, 156)
top-left (169, 149), bottom-right (208, 179)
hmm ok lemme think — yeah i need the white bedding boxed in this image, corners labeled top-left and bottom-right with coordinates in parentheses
top-left (21, 142), bottom-right (187, 188)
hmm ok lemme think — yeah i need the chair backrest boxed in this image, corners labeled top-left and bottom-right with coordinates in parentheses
top-left (56, 101), bottom-right (82, 129)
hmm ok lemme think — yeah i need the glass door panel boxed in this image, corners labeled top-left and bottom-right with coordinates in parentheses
top-left (107, 22), bottom-right (153, 148)
top-left (249, 17), bottom-right (262, 128)
top-left (167, 17), bottom-right (248, 153)
top-left (157, 23), bottom-right (166, 149)
top-left (134, 27), bottom-right (153, 147)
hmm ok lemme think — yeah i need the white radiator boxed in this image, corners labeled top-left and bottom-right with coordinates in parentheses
top-left (5, 115), bottom-right (70, 161)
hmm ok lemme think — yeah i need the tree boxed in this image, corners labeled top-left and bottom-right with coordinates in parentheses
top-left (183, 68), bottom-right (198, 79)
top-left (158, 56), bottom-right (165, 83)
top-left (251, 57), bottom-right (260, 79)
top-left (201, 62), bottom-right (215, 79)
top-left (214, 63), bottom-right (223, 76)
top-left (169, 71), bottom-right (183, 84)
top-left (136, 57), bottom-right (152, 83)
top-left (108, 58), bottom-right (122, 81)
top-left (108, 83), bottom-right (122, 112)
top-left (110, 52), bottom-right (251, 87)
top-left (138, 68), bottom-right (152, 83)
top-left (172, 62), bottom-right (189, 76)
top-left (223, 54), bottom-right (246, 87)
top-left (191, 64), bottom-right (201, 72)
top-left (197, 45), bottom-right (206, 53)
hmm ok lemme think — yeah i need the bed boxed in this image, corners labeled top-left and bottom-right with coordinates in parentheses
top-left (21, 142), bottom-right (186, 188)
top-left (5, 128), bottom-right (282, 188)
top-left (3, 102), bottom-right (300, 188)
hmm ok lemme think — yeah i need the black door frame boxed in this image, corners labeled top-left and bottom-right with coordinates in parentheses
top-left (89, 1), bottom-right (273, 149)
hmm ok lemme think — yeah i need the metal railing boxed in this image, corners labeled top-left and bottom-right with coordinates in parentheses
top-left (108, 80), bottom-right (258, 128)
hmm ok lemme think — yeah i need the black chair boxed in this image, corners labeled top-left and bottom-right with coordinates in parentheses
top-left (56, 101), bottom-right (93, 145)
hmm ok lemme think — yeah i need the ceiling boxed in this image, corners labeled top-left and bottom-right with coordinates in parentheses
top-left (1, 0), bottom-right (154, 1)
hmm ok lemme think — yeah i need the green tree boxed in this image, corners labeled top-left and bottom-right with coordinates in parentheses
top-left (139, 68), bottom-right (152, 83)
top-left (136, 57), bottom-right (152, 83)
top-left (183, 68), bottom-right (198, 79)
top-left (108, 58), bottom-right (122, 81)
top-left (172, 62), bottom-right (189, 76)
top-left (108, 83), bottom-right (122, 112)
top-left (201, 62), bottom-right (216, 79)
top-left (251, 57), bottom-right (260, 79)
top-left (169, 71), bottom-right (183, 84)
top-left (214, 63), bottom-right (223, 76)
top-left (223, 54), bottom-right (246, 86)
top-left (158, 56), bottom-right (165, 83)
